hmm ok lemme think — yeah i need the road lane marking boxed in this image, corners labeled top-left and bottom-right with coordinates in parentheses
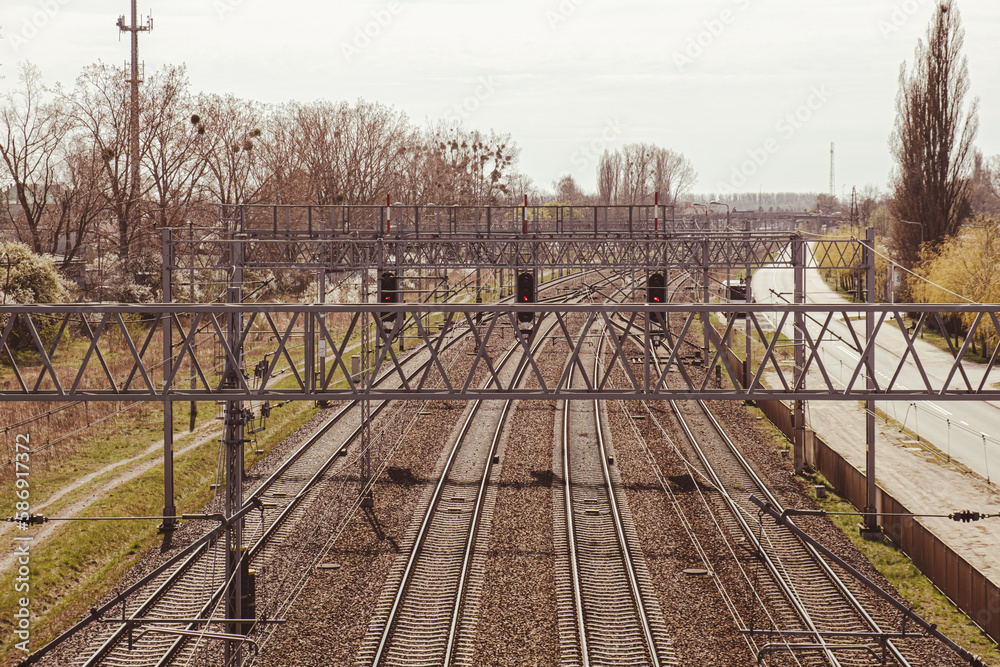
top-left (926, 402), bottom-right (952, 417)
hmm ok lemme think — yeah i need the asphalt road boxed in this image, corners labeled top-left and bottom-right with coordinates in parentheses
top-left (751, 247), bottom-right (1000, 481)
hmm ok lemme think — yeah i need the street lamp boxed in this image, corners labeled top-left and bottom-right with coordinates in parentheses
top-left (692, 202), bottom-right (710, 231)
top-left (710, 201), bottom-right (731, 230)
top-left (899, 219), bottom-right (925, 246)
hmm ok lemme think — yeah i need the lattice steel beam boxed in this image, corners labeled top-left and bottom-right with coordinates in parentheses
top-left (2, 302), bottom-right (998, 402)
top-left (165, 233), bottom-right (861, 272)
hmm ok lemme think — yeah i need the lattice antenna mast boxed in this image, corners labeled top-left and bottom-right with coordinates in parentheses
top-left (829, 142), bottom-right (836, 198)
top-left (116, 2), bottom-right (153, 230)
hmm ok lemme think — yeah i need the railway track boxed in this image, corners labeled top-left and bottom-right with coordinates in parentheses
top-left (606, 307), bottom-right (924, 666)
top-left (669, 397), bottom-right (912, 666)
top-left (61, 281), bottom-right (570, 666)
top-left (54, 272), bottom-right (597, 667)
top-left (357, 275), bottom-right (621, 666)
top-left (553, 327), bottom-right (677, 666)
top-left (71, 327), bottom-right (476, 666)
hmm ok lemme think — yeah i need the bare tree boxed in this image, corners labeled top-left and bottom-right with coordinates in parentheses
top-left (619, 143), bottom-right (655, 205)
top-left (195, 93), bottom-right (269, 217)
top-left (597, 150), bottom-right (621, 205)
top-left (60, 62), bottom-right (153, 267)
top-left (414, 123), bottom-right (520, 205)
top-left (857, 184), bottom-right (883, 224)
top-left (270, 100), bottom-right (348, 205)
top-left (890, 0), bottom-right (979, 267)
top-left (49, 137), bottom-right (107, 267)
top-left (143, 65), bottom-right (208, 228)
top-left (598, 143), bottom-right (696, 206)
top-left (0, 63), bottom-right (70, 253)
top-left (650, 147), bottom-right (696, 206)
top-left (988, 154), bottom-right (1000, 200)
top-left (337, 101), bottom-right (411, 205)
top-left (553, 174), bottom-right (589, 204)
top-left (967, 150), bottom-right (1000, 215)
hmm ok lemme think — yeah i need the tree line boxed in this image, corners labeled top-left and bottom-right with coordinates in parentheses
top-left (1, 60), bottom-right (704, 302)
top-left (0, 62), bottom-right (539, 300)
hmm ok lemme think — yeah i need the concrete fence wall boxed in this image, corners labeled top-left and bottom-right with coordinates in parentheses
top-left (722, 349), bottom-right (1000, 644)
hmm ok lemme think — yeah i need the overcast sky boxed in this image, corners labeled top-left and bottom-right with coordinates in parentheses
top-left (2, 0), bottom-right (999, 199)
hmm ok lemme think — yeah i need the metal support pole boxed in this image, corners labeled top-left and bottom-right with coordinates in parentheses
top-left (793, 234), bottom-right (805, 475)
top-left (702, 239), bottom-right (710, 363)
top-left (360, 248), bottom-right (375, 508)
top-left (160, 229), bottom-right (176, 532)
top-left (223, 261), bottom-right (244, 663)
top-left (189, 223), bottom-right (197, 432)
top-left (127, 0), bottom-right (141, 242)
top-left (750, 495), bottom-right (985, 666)
top-left (744, 219), bottom-right (752, 394)
top-left (318, 263), bottom-right (327, 396)
top-left (863, 226), bottom-right (879, 534)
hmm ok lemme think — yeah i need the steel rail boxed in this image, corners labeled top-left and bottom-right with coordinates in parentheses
top-left (78, 344), bottom-right (451, 666)
top-left (558, 310), bottom-right (666, 667)
top-left (666, 398), bottom-right (843, 666)
top-left (664, 269), bottom-right (908, 664)
top-left (695, 400), bottom-right (912, 667)
top-left (440, 364), bottom-right (521, 665)
top-left (155, 276), bottom-right (592, 666)
top-left (370, 277), bottom-right (610, 666)
top-left (72, 295), bottom-right (506, 667)
top-left (591, 332), bottom-right (662, 667)
top-left (561, 356), bottom-right (591, 667)
top-left (607, 282), bottom-right (838, 665)
top-left (610, 301), bottom-right (911, 666)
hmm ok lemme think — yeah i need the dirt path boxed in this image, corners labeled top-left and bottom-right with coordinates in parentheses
top-left (0, 419), bottom-right (222, 575)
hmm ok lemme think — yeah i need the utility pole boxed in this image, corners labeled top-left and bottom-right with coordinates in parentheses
top-left (223, 236), bottom-right (245, 664)
top-left (862, 227), bottom-right (881, 539)
top-left (829, 142), bottom-right (835, 199)
top-left (117, 1), bottom-right (152, 260)
top-left (793, 234), bottom-right (805, 476)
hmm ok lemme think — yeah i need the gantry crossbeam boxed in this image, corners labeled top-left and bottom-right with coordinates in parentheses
top-left (2, 302), bottom-right (998, 402)
top-left (166, 233), bottom-right (862, 272)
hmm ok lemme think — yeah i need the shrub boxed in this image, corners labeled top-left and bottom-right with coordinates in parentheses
top-left (0, 241), bottom-right (70, 352)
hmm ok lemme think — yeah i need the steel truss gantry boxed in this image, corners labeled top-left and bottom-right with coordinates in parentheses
top-left (164, 204), bottom-right (859, 273)
top-left (3, 302), bottom-right (998, 402)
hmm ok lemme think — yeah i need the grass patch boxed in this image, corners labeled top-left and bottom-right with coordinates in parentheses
top-left (0, 398), bottom-right (320, 665)
top-left (883, 319), bottom-right (994, 365)
top-left (0, 401), bottom-right (213, 520)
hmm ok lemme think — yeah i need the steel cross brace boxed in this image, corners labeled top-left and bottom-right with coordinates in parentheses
top-left (2, 302), bottom-right (999, 402)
